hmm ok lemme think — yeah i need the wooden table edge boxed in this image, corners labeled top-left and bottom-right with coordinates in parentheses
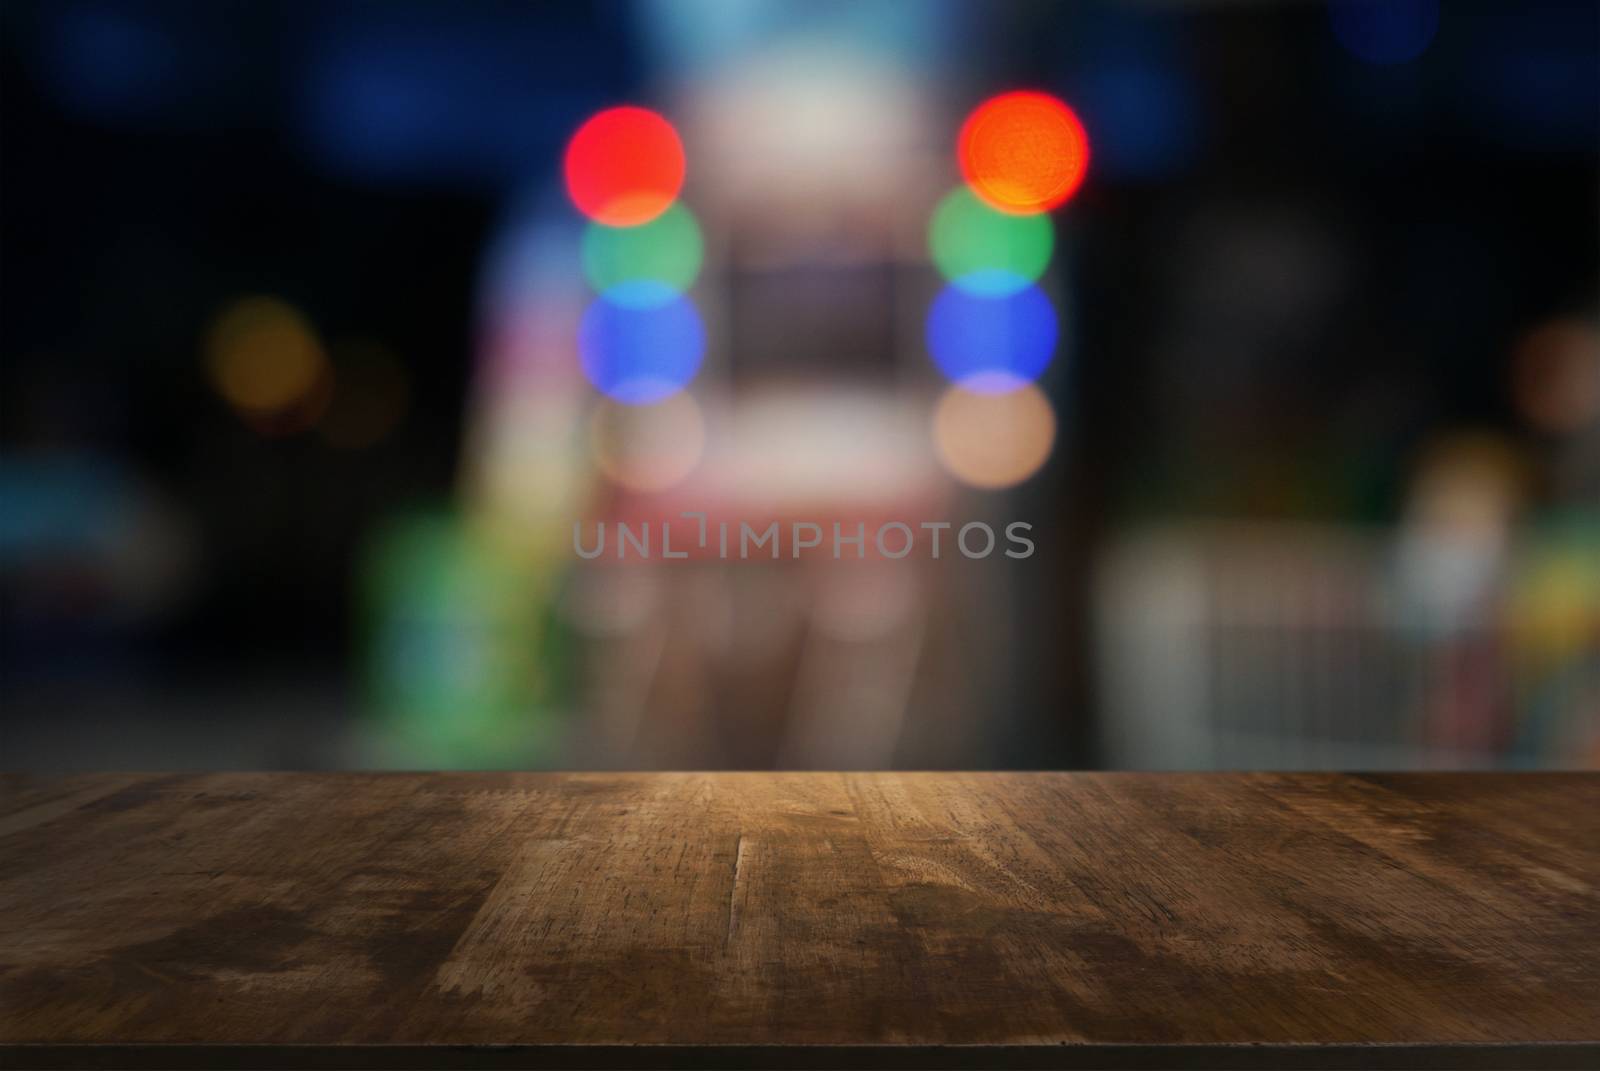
top-left (4, 1042), bottom-right (1598, 1070)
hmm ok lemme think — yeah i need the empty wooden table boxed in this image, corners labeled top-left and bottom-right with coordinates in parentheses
top-left (1, 772), bottom-right (1597, 1069)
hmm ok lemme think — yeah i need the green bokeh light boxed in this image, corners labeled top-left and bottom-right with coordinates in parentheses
top-left (361, 511), bottom-right (569, 768)
top-left (928, 186), bottom-right (1053, 296)
top-left (581, 202), bottom-right (703, 308)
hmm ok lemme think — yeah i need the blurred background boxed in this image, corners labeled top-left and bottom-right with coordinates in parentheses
top-left (1, 0), bottom-right (1596, 771)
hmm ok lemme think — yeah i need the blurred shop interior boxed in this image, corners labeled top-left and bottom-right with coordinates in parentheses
top-left (1, 0), bottom-right (1597, 770)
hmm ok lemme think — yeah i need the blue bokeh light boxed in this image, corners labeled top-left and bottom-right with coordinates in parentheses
top-left (42, 4), bottom-right (182, 121)
top-left (1073, 60), bottom-right (1201, 180)
top-left (298, 14), bottom-right (627, 187)
top-left (578, 295), bottom-right (705, 405)
top-left (1330, 0), bottom-right (1439, 66)
top-left (926, 283), bottom-right (1058, 393)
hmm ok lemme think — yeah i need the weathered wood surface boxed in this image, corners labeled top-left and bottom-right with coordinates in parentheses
top-left (1, 772), bottom-right (1597, 1069)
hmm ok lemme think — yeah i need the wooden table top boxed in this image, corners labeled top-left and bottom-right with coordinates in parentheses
top-left (1, 772), bottom-right (1597, 1069)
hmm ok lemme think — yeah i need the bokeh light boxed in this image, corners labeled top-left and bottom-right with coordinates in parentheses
top-left (363, 511), bottom-right (559, 767)
top-left (932, 382), bottom-right (1056, 489)
top-left (925, 282), bottom-right (1057, 392)
top-left (578, 293), bottom-right (705, 404)
top-left (958, 91), bottom-right (1090, 215)
top-left (581, 202), bottom-right (703, 308)
top-left (1403, 433), bottom-right (1525, 553)
top-left (590, 391), bottom-right (706, 493)
top-left (205, 296), bottom-right (329, 419)
top-left (928, 186), bottom-right (1053, 296)
top-left (1071, 58), bottom-right (1201, 180)
top-left (1511, 318), bottom-right (1600, 436)
top-left (319, 339), bottom-right (410, 449)
top-left (1509, 515), bottom-right (1600, 670)
top-left (563, 106), bottom-right (685, 227)
top-left (1330, 0), bottom-right (1439, 66)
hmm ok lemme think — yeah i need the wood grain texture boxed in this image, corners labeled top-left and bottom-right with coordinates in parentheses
top-left (1, 772), bottom-right (1597, 1069)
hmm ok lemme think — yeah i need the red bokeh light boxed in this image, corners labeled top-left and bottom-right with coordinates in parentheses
top-left (564, 107), bottom-right (685, 227)
top-left (958, 91), bottom-right (1090, 215)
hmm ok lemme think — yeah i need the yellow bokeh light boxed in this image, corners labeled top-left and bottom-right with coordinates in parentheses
top-left (590, 391), bottom-right (706, 493)
top-left (932, 383), bottom-right (1055, 489)
top-left (205, 296), bottom-right (328, 417)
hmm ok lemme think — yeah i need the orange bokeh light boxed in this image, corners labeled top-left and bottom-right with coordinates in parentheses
top-left (958, 91), bottom-right (1089, 215)
top-left (564, 106), bottom-right (685, 227)
top-left (932, 383), bottom-right (1056, 489)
